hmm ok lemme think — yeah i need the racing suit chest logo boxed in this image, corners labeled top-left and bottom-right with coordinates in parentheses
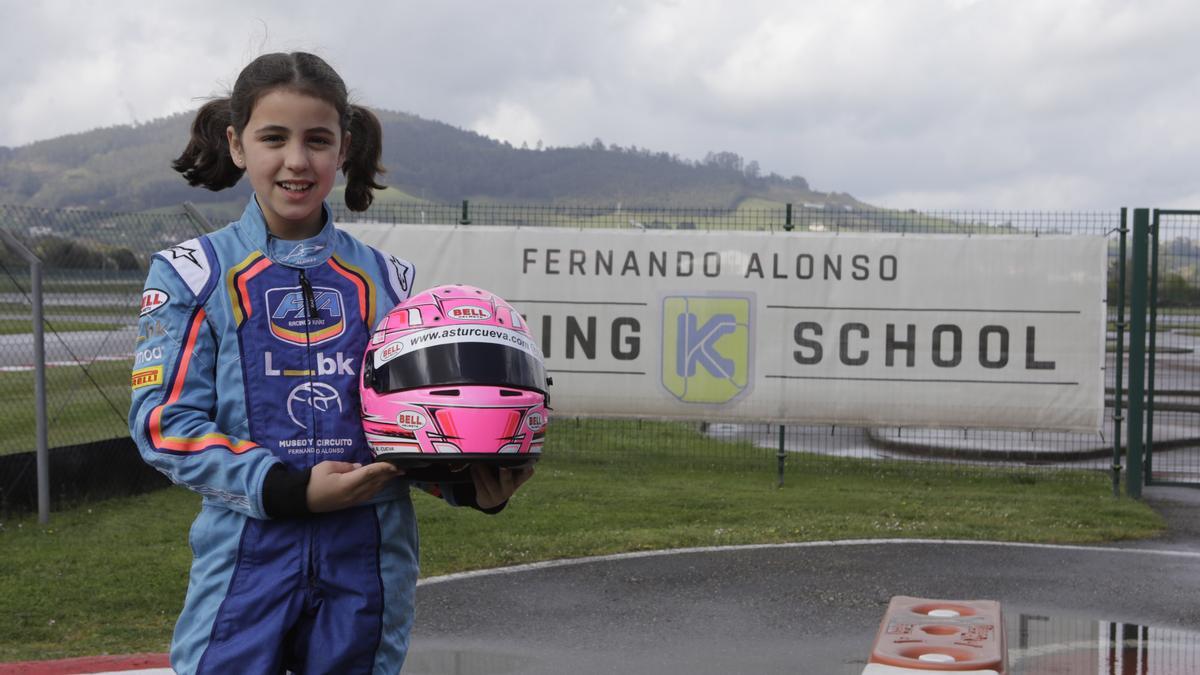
top-left (265, 286), bottom-right (346, 345)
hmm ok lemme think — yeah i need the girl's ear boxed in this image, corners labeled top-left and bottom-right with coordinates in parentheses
top-left (227, 126), bottom-right (245, 169)
top-left (339, 131), bottom-right (351, 170)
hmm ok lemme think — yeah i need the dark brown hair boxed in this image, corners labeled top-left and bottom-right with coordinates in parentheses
top-left (172, 52), bottom-right (386, 211)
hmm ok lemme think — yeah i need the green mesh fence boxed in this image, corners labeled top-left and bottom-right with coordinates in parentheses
top-left (0, 201), bottom-right (1183, 511)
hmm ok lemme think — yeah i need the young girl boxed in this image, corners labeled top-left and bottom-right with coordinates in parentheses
top-left (129, 51), bottom-right (532, 674)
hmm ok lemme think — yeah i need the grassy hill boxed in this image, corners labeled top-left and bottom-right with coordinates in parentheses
top-left (0, 108), bottom-right (859, 216)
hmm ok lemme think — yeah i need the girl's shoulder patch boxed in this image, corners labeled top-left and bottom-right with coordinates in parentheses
top-left (379, 250), bottom-right (416, 300)
top-left (155, 236), bottom-right (217, 299)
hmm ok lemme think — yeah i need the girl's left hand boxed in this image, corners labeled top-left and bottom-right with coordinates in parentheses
top-left (307, 460), bottom-right (402, 513)
top-left (471, 464), bottom-right (535, 511)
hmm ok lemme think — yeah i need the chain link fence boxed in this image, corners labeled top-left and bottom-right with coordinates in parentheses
top-left (330, 201), bottom-right (1116, 234)
top-left (0, 201), bottom-right (1187, 513)
top-left (0, 204), bottom-right (209, 511)
top-left (1146, 210), bottom-right (1200, 486)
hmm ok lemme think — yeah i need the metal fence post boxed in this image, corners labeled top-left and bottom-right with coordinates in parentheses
top-left (1145, 210), bottom-right (1161, 483)
top-left (1126, 208), bottom-right (1150, 499)
top-left (777, 424), bottom-right (786, 487)
top-left (1111, 208), bottom-right (1127, 498)
top-left (182, 201), bottom-right (216, 235)
top-left (460, 200), bottom-right (472, 225)
top-left (0, 229), bottom-right (49, 523)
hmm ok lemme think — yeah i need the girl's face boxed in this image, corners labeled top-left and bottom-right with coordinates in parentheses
top-left (227, 88), bottom-right (347, 240)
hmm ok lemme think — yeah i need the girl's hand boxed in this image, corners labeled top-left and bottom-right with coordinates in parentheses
top-left (471, 464), bottom-right (535, 511)
top-left (307, 460), bottom-right (402, 513)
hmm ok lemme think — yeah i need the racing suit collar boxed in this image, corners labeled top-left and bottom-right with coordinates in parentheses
top-left (234, 196), bottom-right (336, 269)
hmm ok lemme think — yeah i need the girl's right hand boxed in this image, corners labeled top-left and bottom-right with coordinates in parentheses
top-left (307, 460), bottom-right (402, 512)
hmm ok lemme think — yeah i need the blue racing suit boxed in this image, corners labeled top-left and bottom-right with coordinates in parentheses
top-left (129, 198), bottom-right (468, 674)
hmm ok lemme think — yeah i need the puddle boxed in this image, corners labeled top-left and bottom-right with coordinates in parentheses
top-left (840, 614), bottom-right (1200, 675)
top-left (408, 615), bottom-right (1200, 675)
top-left (1010, 615), bottom-right (1200, 675)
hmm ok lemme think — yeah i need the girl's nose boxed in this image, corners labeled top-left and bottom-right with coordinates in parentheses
top-left (284, 141), bottom-right (308, 171)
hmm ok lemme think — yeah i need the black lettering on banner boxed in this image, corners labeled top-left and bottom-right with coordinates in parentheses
top-left (932, 324), bottom-right (963, 368)
top-left (622, 251), bottom-right (640, 276)
top-left (772, 254), bottom-right (787, 280)
top-left (541, 315), bottom-right (552, 358)
top-left (824, 255), bottom-right (842, 281)
top-left (518, 251), bottom-right (902, 281)
top-left (597, 250), bottom-right (613, 275)
top-left (881, 255), bottom-right (898, 280)
top-left (979, 325), bottom-right (1009, 369)
top-left (886, 324), bottom-right (916, 367)
top-left (851, 255), bottom-right (870, 280)
top-left (1026, 326), bottom-right (1055, 370)
top-left (612, 318), bottom-right (641, 360)
top-left (570, 250), bottom-right (586, 275)
top-left (649, 251), bottom-right (667, 277)
top-left (744, 253), bottom-right (764, 279)
top-left (797, 254), bottom-right (813, 279)
top-left (677, 251), bottom-right (694, 277)
top-left (566, 316), bottom-right (597, 359)
top-left (793, 322), bottom-right (823, 364)
top-left (840, 323), bottom-right (869, 366)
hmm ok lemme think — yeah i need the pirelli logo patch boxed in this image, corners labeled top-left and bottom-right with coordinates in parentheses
top-left (131, 365), bottom-right (164, 390)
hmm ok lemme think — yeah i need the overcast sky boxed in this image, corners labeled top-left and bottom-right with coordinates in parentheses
top-left (2, 0), bottom-right (1198, 209)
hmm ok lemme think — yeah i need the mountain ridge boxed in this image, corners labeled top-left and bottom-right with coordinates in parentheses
top-left (0, 108), bottom-right (860, 217)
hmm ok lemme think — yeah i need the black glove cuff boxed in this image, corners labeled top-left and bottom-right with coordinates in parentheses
top-left (262, 464), bottom-right (313, 519)
top-left (452, 481), bottom-right (507, 514)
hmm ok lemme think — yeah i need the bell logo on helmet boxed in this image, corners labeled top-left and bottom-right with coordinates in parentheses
top-left (448, 306), bottom-right (492, 321)
top-left (526, 411), bottom-right (547, 431)
top-left (396, 411), bottom-right (427, 431)
top-left (661, 294), bottom-right (754, 404)
top-left (377, 340), bottom-right (405, 365)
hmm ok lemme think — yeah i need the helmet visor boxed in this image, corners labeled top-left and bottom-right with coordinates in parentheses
top-left (370, 327), bottom-right (548, 395)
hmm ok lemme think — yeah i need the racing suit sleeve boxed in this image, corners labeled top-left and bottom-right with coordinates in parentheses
top-left (128, 257), bottom-right (281, 519)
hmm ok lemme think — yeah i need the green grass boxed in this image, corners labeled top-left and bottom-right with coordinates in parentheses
top-left (0, 302), bottom-right (136, 318)
top-left (0, 319), bottom-right (122, 335)
top-left (0, 359), bottom-right (132, 455)
top-left (0, 420), bottom-right (1164, 661)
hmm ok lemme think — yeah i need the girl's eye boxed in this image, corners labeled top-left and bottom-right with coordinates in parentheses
top-left (260, 135), bottom-right (286, 144)
top-left (308, 137), bottom-right (333, 146)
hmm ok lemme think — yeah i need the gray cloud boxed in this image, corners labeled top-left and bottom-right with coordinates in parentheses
top-left (2, 0), bottom-right (1199, 209)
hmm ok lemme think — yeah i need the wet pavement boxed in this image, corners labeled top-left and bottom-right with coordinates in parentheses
top-left (409, 538), bottom-right (1200, 674)
top-left (405, 423), bottom-right (1200, 675)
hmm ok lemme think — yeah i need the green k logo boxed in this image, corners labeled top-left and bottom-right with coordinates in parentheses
top-left (661, 295), bottom-right (753, 403)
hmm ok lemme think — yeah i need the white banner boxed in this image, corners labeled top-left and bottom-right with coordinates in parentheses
top-left (343, 223), bottom-right (1108, 432)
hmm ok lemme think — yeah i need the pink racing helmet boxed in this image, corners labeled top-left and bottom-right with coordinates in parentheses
top-left (360, 284), bottom-right (550, 481)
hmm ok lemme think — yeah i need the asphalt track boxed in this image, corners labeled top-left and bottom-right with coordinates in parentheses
top-left (407, 545), bottom-right (1200, 674)
top-left (404, 485), bottom-right (1200, 675)
top-left (5, 491), bottom-right (1198, 675)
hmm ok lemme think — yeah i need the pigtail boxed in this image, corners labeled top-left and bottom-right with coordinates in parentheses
top-left (172, 98), bottom-right (244, 190)
top-left (342, 104), bottom-right (387, 211)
